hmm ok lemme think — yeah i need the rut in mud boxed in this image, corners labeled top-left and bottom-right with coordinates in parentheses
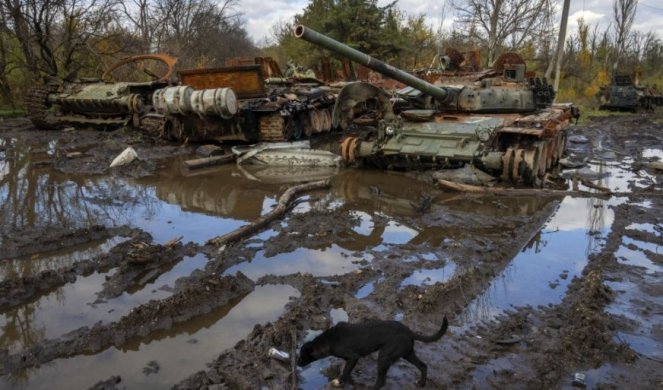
top-left (0, 113), bottom-right (662, 389)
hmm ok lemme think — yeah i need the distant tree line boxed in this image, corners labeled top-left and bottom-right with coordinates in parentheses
top-left (0, 0), bottom-right (257, 107)
top-left (0, 0), bottom-right (661, 110)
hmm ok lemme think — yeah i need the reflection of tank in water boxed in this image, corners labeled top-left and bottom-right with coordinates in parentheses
top-left (147, 165), bottom-right (280, 221)
top-left (597, 73), bottom-right (663, 112)
top-left (295, 25), bottom-right (580, 185)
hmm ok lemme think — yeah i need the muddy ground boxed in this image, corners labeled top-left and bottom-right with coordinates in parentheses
top-left (0, 112), bottom-right (662, 390)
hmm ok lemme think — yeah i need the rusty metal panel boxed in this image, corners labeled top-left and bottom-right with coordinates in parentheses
top-left (178, 65), bottom-right (266, 98)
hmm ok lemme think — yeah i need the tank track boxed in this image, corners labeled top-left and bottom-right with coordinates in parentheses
top-left (140, 115), bottom-right (167, 139)
top-left (500, 131), bottom-right (567, 184)
top-left (258, 112), bottom-right (289, 142)
top-left (26, 85), bottom-right (57, 129)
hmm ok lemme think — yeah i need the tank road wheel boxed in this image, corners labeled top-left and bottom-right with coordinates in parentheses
top-left (556, 132), bottom-right (567, 162)
top-left (512, 148), bottom-right (526, 182)
top-left (321, 109), bottom-right (332, 132)
top-left (521, 148), bottom-right (539, 184)
top-left (308, 110), bottom-right (323, 134)
top-left (535, 142), bottom-right (546, 178)
top-left (341, 137), bottom-right (361, 163)
top-left (501, 147), bottom-right (516, 181)
top-left (26, 85), bottom-right (57, 130)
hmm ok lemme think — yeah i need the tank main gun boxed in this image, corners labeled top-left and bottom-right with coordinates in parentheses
top-left (294, 25), bottom-right (452, 104)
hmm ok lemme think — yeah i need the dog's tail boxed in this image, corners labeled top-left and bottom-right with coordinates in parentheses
top-left (412, 316), bottom-right (448, 343)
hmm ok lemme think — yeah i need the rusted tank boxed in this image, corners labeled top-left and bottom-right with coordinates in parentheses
top-left (26, 54), bottom-right (179, 130)
top-left (26, 54), bottom-right (336, 143)
top-left (26, 54), bottom-right (244, 142)
top-left (294, 25), bottom-right (579, 185)
top-left (174, 57), bottom-right (337, 142)
top-left (597, 74), bottom-right (663, 112)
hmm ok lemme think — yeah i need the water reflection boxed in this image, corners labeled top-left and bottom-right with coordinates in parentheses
top-left (0, 236), bottom-right (127, 280)
top-left (2, 285), bottom-right (298, 390)
top-left (460, 195), bottom-right (609, 325)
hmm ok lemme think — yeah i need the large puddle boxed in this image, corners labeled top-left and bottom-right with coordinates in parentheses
top-left (1, 284), bottom-right (298, 389)
top-left (1, 135), bottom-right (660, 387)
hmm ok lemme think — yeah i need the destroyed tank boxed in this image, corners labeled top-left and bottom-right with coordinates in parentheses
top-left (175, 56), bottom-right (336, 142)
top-left (26, 54), bottom-right (336, 143)
top-left (26, 54), bottom-right (243, 142)
top-left (294, 25), bottom-right (579, 184)
top-left (597, 73), bottom-right (663, 112)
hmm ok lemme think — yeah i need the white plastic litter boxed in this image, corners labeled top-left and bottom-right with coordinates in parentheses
top-left (109, 147), bottom-right (138, 168)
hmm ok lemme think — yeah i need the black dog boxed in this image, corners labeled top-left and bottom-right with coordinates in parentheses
top-left (297, 316), bottom-right (448, 389)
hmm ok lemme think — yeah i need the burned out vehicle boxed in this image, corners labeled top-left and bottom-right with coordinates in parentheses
top-left (177, 57), bottom-right (336, 142)
top-left (294, 25), bottom-right (579, 185)
top-left (597, 73), bottom-right (663, 112)
top-left (26, 54), bottom-right (336, 143)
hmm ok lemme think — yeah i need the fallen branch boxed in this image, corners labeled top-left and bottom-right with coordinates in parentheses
top-left (207, 179), bottom-right (331, 247)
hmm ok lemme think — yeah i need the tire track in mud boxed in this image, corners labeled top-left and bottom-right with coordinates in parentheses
top-left (0, 226), bottom-right (143, 310)
top-left (0, 272), bottom-right (254, 376)
top-left (433, 168), bottom-right (663, 386)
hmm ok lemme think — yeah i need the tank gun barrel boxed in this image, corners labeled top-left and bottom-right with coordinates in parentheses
top-left (294, 25), bottom-right (449, 103)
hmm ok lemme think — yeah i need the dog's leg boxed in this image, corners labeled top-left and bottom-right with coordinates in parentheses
top-left (404, 351), bottom-right (427, 387)
top-left (372, 346), bottom-right (403, 390)
top-left (340, 357), bottom-right (358, 385)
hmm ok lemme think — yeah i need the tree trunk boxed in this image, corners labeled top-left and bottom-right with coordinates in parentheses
top-left (552, 0), bottom-right (570, 95)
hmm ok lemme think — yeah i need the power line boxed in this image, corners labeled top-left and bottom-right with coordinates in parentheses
top-left (639, 2), bottom-right (663, 13)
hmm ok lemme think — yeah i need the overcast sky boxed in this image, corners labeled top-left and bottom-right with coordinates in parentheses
top-left (236, 0), bottom-right (663, 45)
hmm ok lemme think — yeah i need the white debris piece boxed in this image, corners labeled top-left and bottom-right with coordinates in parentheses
top-left (109, 146), bottom-right (138, 168)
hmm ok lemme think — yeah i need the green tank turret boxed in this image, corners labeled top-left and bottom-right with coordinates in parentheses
top-left (295, 25), bottom-right (578, 185)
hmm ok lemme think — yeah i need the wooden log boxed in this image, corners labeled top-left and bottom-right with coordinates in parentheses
top-left (182, 154), bottom-right (235, 170)
top-left (207, 179), bottom-right (331, 247)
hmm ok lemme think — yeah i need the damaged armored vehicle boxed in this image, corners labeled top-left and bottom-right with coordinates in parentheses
top-left (597, 73), bottom-right (663, 112)
top-left (178, 57), bottom-right (336, 142)
top-left (26, 54), bottom-right (336, 143)
top-left (295, 25), bottom-right (579, 185)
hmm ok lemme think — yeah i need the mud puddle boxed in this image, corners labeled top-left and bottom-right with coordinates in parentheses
top-left (1, 285), bottom-right (298, 390)
top-left (0, 252), bottom-right (204, 355)
top-left (0, 236), bottom-right (127, 279)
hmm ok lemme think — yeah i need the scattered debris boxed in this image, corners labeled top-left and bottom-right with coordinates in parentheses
top-left (196, 144), bottom-right (224, 157)
top-left (432, 165), bottom-right (497, 186)
top-left (267, 347), bottom-right (290, 363)
top-left (109, 146), bottom-right (138, 168)
top-left (232, 141), bottom-right (341, 167)
top-left (572, 372), bottom-right (587, 388)
top-left (142, 360), bottom-right (161, 375)
top-left (182, 154), bottom-right (236, 170)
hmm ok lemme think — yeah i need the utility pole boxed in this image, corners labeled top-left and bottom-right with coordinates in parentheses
top-left (547, 0), bottom-right (571, 98)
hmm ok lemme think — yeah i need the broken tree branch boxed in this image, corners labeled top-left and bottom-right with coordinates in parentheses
top-left (207, 179), bottom-right (331, 247)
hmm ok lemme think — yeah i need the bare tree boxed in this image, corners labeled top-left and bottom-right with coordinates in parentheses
top-left (1, 0), bottom-right (120, 79)
top-left (452, 0), bottom-right (554, 65)
top-left (0, 1), bottom-right (14, 104)
top-left (612, 0), bottom-right (638, 69)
